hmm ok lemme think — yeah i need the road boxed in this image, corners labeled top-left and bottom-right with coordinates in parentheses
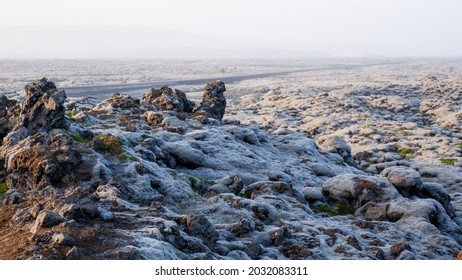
top-left (61, 61), bottom-right (402, 99)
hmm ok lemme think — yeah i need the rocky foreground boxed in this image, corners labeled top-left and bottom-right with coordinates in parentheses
top-left (0, 75), bottom-right (461, 260)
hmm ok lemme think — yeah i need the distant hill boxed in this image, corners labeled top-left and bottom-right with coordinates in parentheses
top-left (0, 25), bottom-right (329, 59)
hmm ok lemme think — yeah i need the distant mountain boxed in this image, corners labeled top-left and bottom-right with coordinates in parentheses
top-left (0, 25), bottom-right (329, 59)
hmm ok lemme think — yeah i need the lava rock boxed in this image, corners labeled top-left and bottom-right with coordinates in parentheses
top-left (381, 166), bottom-right (422, 197)
top-left (20, 78), bottom-right (67, 133)
top-left (0, 94), bottom-right (17, 140)
top-left (31, 210), bottom-right (66, 234)
top-left (230, 218), bottom-right (255, 237)
top-left (206, 175), bottom-right (244, 196)
top-left (390, 241), bottom-right (412, 258)
top-left (183, 215), bottom-right (219, 248)
top-left (195, 80), bottom-right (226, 121)
top-left (417, 182), bottom-right (452, 215)
top-left (322, 174), bottom-right (400, 209)
top-left (244, 242), bottom-right (262, 259)
top-left (66, 246), bottom-right (86, 260)
top-left (317, 135), bottom-right (357, 167)
top-left (142, 86), bottom-right (195, 112)
top-left (52, 232), bottom-right (76, 247)
top-left (91, 93), bottom-right (141, 115)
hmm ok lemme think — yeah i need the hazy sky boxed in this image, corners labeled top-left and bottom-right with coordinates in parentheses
top-left (1, 0), bottom-right (461, 57)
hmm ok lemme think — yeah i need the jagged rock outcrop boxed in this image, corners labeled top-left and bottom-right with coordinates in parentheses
top-left (90, 92), bottom-right (141, 115)
top-left (141, 86), bottom-right (195, 112)
top-left (19, 78), bottom-right (67, 133)
top-left (0, 95), bottom-right (17, 141)
top-left (1, 131), bottom-right (96, 191)
top-left (1, 76), bottom-right (462, 260)
top-left (195, 80), bottom-right (226, 121)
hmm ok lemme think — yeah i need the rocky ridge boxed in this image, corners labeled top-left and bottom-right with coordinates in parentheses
top-left (0, 77), bottom-right (461, 260)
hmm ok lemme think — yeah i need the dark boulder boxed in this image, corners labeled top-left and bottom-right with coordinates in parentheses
top-left (0, 95), bottom-right (17, 141)
top-left (195, 80), bottom-right (227, 121)
top-left (141, 86), bottom-right (195, 113)
top-left (19, 78), bottom-right (67, 134)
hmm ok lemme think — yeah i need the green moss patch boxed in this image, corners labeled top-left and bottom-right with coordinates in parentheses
top-left (65, 108), bottom-right (78, 118)
top-left (91, 134), bottom-right (123, 154)
top-left (314, 201), bottom-right (355, 216)
top-left (0, 182), bottom-right (9, 197)
top-left (63, 130), bottom-right (88, 143)
top-left (440, 158), bottom-right (457, 165)
top-left (187, 175), bottom-right (208, 195)
top-left (118, 153), bottom-right (138, 162)
top-left (398, 147), bottom-right (414, 158)
top-left (452, 143), bottom-right (462, 149)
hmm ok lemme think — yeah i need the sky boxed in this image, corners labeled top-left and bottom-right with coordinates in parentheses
top-left (0, 0), bottom-right (461, 58)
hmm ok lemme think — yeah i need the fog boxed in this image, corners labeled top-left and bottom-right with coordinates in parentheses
top-left (0, 0), bottom-right (461, 58)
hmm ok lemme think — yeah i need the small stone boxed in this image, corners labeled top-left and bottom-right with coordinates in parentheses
top-left (397, 250), bottom-right (416, 260)
top-left (230, 219), bottom-right (255, 237)
top-left (244, 242), bottom-right (261, 259)
top-left (96, 206), bottom-right (115, 221)
top-left (345, 235), bottom-right (362, 250)
top-left (417, 182), bottom-right (452, 214)
top-left (381, 166), bottom-right (422, 196)
top-left (326, 238), bottom-right (335, 247)
top-left (227, 250), bottom-right (251, 260)
top-left (59, 204), bottom-right (82, 220)
top-left (301, 187), bottom-right (324, 202)
top-left (66, 246), bottom-right (86, 260)
top-left (184, 215), bottom-right (219, 247)
top-left (366, 247), bottom-right (385, 260)
top-left (390, 241), bottom-right (411, 258)
top-left (360, 203), bottom-right (388, 221)
top-left (52, 232), bottom-right (76, 247)
top-left (29, 204), bottom-right (42, 219)
top-left (281, 244), bottom-right (312, 259)
top-left (30, 210), bottom-right (66, 234)
top-left (317, 135), bottom-right (357, 167)
top-left (269, 227), bottom-right (289, 246)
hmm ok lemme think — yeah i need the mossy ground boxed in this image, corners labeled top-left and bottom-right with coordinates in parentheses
top-left (63, 130), bottom-right (88, 143)
top-left (92, 134), bottom-right (122, 154)
top-left (398, 147), bottom-right (414, 158)
top-left (187, 175), bottom-right (208, 195)
top-left (452, 143), bottom-right (462, 149)
top-left (118, 153), bottom-right (138, 162)
top-left (314, 201), bottom-right (355, 216)
top-left (0, 182), bottom-right (9, 197)
top-left (440, 158), bottom-right (457, 165)
top-left (65, 108), bottom-right (78, 118)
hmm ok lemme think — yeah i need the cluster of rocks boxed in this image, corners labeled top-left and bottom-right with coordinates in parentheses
top-left (232, 73), bottom-right (462, 194)
top-left (139, 80), bottom-right (226, 121)
top-left (0, 75), bottom-right (461, 260)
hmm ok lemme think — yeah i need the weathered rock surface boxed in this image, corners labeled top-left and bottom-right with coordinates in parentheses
top-left (90, 93), bottom-right (141, 115)
top-left (322, 174), bottom-right (400, 208)
top-left (0, 95), bottom-right (17, 141)
top-left (381, 166), bottom-right (422, 197)
top-left (1, 74), bottom-right (462, 260)
top-left (30, 210), bottom-right (66, 234)
top-left (195, 80), bottom-right (226, 121)
top-left (141, 86), bottom-right (195, 112)
top-left (318, 136), bottom-right (357, 167)
top-left (19, 78), bottom-right (67, 133)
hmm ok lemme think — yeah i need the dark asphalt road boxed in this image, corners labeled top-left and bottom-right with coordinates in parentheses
top-left (61, 62), bottom-right (402, 99)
